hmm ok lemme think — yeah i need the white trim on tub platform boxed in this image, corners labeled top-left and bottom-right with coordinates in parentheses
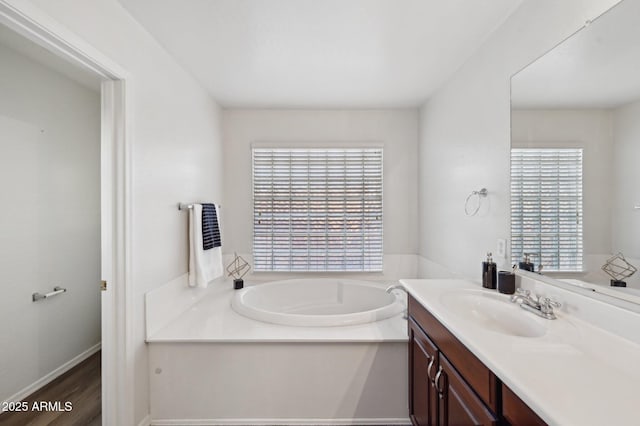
top-left (151, 418), bottom-right (411, 425)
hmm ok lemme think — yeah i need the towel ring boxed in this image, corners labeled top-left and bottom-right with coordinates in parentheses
top-left (464, 188), bottom-right (488, 216)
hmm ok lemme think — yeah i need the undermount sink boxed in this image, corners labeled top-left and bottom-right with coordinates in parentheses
top-left (439, 290), bottom-right (547, 338)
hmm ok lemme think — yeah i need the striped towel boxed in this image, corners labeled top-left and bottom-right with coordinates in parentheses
top-left (201, 203), bottom-right (221, 250)
top-left (189, 204), bottom-right (223, 288)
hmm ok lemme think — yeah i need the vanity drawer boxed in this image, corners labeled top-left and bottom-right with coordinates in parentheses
top-left (410, 317), bottom-right (438, 359)
top-left (502, 383), bottom-right (547, 426)
top-left (409, 295), bottom-right (499, 413)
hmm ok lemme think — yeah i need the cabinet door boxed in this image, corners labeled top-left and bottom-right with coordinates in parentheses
top-left (502, 384), bottom-right (547, 426)
top-left (437, 355), bottom-right (498, 426)
top-left (409, 295), bottom-right (498, 412)
top-left (409, 319), bottom-right (439, 426)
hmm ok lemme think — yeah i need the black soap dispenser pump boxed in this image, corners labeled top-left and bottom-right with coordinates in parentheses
top-left (482, 252), bottom-right (497, 289)
top-left (519, 253), bottom-right (535, 272)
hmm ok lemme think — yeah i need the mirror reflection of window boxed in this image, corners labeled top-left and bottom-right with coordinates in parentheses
top-left (510, 0), bottom-right (640, 302)
top-left (510, 148), bottom-right (583, 272)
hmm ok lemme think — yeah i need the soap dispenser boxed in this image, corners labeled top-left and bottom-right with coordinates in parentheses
top-left (482, 252), bottom-right (497, 289)
top-left (519, 253), bottom-right (536, 272)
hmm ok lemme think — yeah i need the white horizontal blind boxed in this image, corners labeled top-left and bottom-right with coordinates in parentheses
top-left (252, 148), bottom-right (383, 272)
top-left (510, 148), bottom-right (583, 272)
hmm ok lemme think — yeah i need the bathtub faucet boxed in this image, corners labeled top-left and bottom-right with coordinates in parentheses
top-left (386, 284), bottom-right (407, 294)
top-left (386, 284), bottom-right (408, 319)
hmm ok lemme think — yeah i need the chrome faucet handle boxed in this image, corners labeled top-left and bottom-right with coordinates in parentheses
top-left (540, 297), bottom-right (561, 307)
top-left (510, 288), bottom-right (530, 303)
top-left (539, 297), bottom-right (561, 314)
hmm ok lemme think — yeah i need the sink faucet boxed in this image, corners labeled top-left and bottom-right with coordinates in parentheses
top-left (510, 288), bottom-right (561, 320)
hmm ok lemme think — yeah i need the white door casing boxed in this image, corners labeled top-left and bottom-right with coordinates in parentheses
top-left (0, 1), bottom-right (133, 424)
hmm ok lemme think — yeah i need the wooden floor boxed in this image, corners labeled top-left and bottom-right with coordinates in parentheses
top-left (0, 352), bottom-right (101, 426)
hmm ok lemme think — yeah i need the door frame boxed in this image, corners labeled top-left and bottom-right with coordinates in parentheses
top-left (0, 1), bottom-right (133, 424)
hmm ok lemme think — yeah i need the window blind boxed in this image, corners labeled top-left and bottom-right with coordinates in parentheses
top-left (510, 148), bottom-right (583, 272)
top-left (252, 147), bottom-right (383, 272)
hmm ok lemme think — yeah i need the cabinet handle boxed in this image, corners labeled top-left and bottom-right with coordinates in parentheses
top-left (434, 365), bottom-right (444, 395)
top-left (427, 356), bottom-right (436, 383)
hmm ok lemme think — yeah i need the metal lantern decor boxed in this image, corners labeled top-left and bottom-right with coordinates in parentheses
top-left (226, 252), bottom-right (250, 290)
top-left (602, 252), bottom-right (637, 287)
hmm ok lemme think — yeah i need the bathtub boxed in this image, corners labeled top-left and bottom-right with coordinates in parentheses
top-left (146, 275), bottom-right (409, 425)
top-left (231, 278), bottom-right (405, 327)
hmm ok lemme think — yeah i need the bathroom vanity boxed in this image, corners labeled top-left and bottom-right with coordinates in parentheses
top-left (401, 278), bottom-right (640, 426)
top-left (408, 293), bottom-right (542, 426)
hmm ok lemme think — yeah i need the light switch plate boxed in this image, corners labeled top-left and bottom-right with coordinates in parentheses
top-left (496, 239), bottom-right (506, 258)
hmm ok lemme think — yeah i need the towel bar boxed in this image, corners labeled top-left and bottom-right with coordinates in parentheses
top-left (32, 286), bottom-right (67, 302)
top-left (178, 203), bottom-right (221, 211)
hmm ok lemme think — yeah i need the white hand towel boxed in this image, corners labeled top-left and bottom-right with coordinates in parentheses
top-left (188, 204), bottom-right (223, 288)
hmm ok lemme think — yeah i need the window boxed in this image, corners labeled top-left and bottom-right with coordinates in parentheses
top-left (252, 147), bottom-right (383, 272)
top-left (510, 148), bottom-right (583, 272)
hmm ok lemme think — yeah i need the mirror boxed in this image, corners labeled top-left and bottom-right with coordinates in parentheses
top-left (510, 0), bottom-right (640, 305)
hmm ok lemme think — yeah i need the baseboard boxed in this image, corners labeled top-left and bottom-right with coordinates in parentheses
top-left (138, 413), bottom-right (152, 426)
top-left (151, 418), bottom-right (410, 425)
top-left (1, 342), bottom-right (101, 411)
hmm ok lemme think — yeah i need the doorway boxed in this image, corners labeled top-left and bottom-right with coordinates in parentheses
top-left (0, 2), bottom-right (131, 424)
top-left (0, 27), bottom-right (102, 424)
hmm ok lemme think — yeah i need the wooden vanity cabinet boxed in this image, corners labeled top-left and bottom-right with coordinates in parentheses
top-left (408, 295), bottom-right (498, 426)
top-left (408, 294), bottom-right (544, 426)
top-left (502, 383), bottom-right (546, 426)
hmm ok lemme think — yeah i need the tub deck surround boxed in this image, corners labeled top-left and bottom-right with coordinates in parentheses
top-left (146, 279), bottom-right (409, 425)
top-left (147, 279), bottom-right (407, 343)
top-left (399, 279), bottom-right (640, 426)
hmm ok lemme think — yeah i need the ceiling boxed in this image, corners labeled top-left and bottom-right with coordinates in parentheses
top-left (512, 0), bottom-right (638, 109)
top-left (118, 0), bottom-right (522, 108)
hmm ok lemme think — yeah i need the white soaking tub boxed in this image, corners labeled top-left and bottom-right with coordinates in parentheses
top-left (231, 278), bottom-right (405, 326)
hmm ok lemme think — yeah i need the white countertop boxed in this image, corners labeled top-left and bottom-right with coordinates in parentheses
top-left (147, 283), bottom-right (408, 343)
top-left (400, 279), bottom-right (640, 426)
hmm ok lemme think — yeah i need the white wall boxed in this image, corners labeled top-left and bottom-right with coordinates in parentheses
top-left (6, 0), bottom-right (225, 423)
top-left (222, 109), bottom-right (419, 279)
top-left (0, 43), bottom-right (100, 403)
top-left (611, 100), bottom-right (640, 287)
top-left (417, 0), bottom-right (621, 279)
top-left (511, 109), bottom-right (614, 259)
